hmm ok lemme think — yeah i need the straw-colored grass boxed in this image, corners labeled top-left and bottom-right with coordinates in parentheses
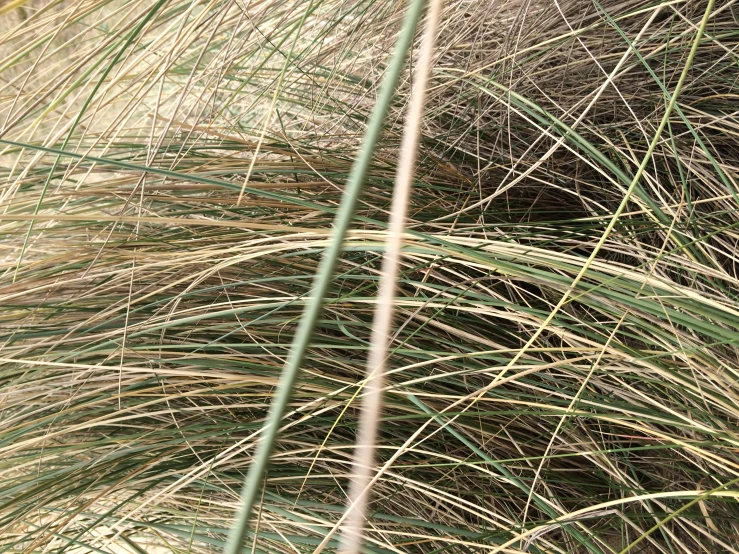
top-left (1, 0), bottom-right (738, 553)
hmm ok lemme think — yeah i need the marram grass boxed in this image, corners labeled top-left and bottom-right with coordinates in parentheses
top-left (1, 0), bottom-right (739, 553)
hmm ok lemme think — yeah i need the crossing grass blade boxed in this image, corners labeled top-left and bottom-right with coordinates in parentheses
top-left (223, 0), bottom-right (426, 551)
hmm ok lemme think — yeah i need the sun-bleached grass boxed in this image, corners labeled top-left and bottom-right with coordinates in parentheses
top-left (1, 0), bottom-right (739, 553)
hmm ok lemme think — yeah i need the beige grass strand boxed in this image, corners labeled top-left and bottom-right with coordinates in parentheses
top-left (338, 1), bottom-right (444, 553)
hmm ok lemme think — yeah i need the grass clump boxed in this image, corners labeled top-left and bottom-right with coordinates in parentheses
top-left (1, 0), bottom-right (739, 553)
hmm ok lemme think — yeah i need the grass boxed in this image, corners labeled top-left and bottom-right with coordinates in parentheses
top-left (1, 0), bottom-right (739, 553)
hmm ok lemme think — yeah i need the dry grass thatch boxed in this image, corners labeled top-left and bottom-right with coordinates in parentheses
top-left (1, 0), bottom-right (739, 552)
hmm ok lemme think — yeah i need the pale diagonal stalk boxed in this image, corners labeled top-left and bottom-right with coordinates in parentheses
top-left (222, 0), bottom-right (426, 552)
top-left (337, 1), bottom-right (443, 553)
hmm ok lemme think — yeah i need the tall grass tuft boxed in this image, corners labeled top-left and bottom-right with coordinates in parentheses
top-left (1, 0), bottom-right (739, 553)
